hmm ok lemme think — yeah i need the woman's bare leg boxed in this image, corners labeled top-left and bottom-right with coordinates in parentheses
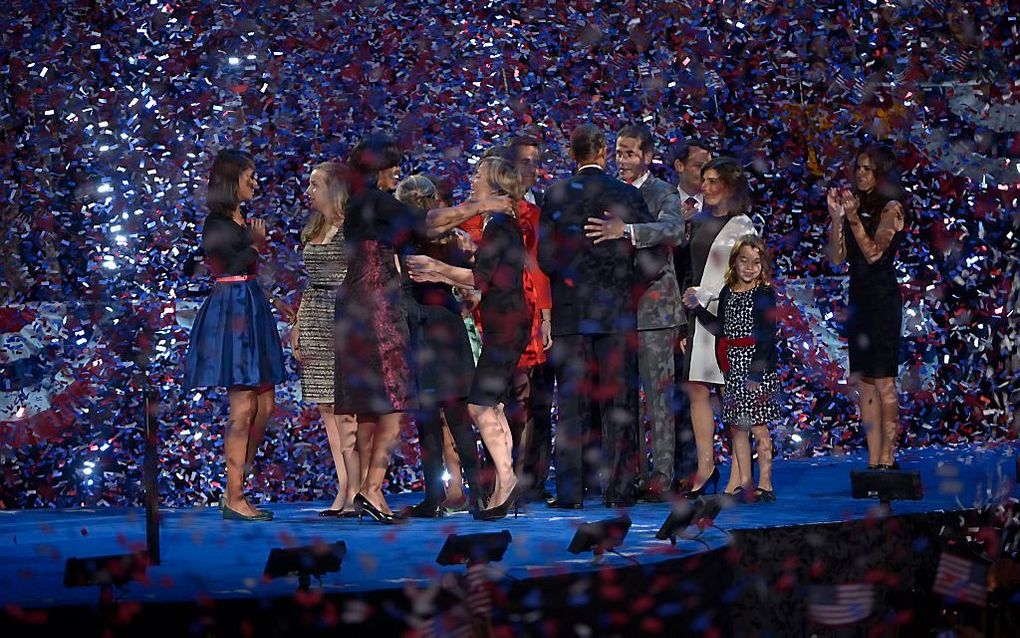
top-left (686, 382), bottom-right (717, 489)
top-left (469, 403), bottom-right (516, 507)
top-left (225, 388), bottom-right (259, 516)
top-left (874, 377), bottom-right (900, 466)
top-left (856, 376), bottom-right (882, 466)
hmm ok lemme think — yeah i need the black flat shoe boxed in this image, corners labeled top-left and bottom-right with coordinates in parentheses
top-left (354, 493), bottom-right (398, 525)
top-left (398, 500), bottom-right (446, 519)
top-left (319, 508), bottom-right (343, 517)
top-left (546, 497), bottom-right (583, 510)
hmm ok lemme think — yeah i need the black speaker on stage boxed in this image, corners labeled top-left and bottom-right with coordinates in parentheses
top-left (568, 516), bottom-right (632, 556)
top-left (264, 541), bottom-right (347, 589)
top-left (850, 470), bottom-right (922, 501)
top-left (436, 531), bottom-right (512, 566)
top-left (64, 551), bottom-right (149, 589)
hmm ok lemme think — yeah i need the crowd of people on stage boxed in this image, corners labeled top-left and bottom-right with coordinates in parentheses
top-left (184, 123), bottom-right (909, 523)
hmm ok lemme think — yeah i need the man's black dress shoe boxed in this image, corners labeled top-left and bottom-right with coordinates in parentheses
top-left (546, 497), bottom-right (583, 509)
top-left (604, 498), bottom-right (636, 508)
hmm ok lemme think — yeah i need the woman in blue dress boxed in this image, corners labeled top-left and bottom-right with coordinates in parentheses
top-left (185, 149), bottom-right (285, 521)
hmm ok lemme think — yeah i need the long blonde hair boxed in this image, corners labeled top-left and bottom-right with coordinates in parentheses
top-left (477, 156), bottom-right (524, 217)
top-left (724, 234), bottom-right (773, 288)
top-left (301, 162), bottom-right (348, 244)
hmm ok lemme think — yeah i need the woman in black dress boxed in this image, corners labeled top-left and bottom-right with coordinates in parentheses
top-left (335, 134), bottom-right (419, 523)
top-left (406, 156), bottom-right (530, 520)
top-left (826, 144), bottom-right (908, 469)
top-left (393, 174), bottom-right (484, 517)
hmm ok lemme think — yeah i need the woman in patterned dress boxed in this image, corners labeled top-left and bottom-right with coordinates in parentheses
top-left (292, 162), bottom-right (360, 516)
top-left (684, 235), bottom-right (780, 501)
top-left (334, 134), bottom-right (419, 523)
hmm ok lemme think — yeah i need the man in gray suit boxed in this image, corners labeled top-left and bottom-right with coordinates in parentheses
top-left (585, 124), bottom-right (685, 502)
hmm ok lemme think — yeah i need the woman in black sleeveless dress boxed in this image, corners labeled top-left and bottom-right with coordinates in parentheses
top-left (826, 144), bottom-right (908, 470)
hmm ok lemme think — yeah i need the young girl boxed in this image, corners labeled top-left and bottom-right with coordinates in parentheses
top-left (683, 234), bottom-right (779, 502)
top-left (184, 149), bottom-right (285, 521)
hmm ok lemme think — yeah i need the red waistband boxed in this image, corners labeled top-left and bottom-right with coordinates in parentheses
top-left (216, 275), bottom-right (254, 283)
top-left (717, 337), bottom-right (757, 374)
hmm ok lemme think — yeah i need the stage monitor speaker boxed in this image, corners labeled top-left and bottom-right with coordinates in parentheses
top-left (850, 470), bottom-right (922, 501)
top-left (263, 541), bottom-right (347, 589)
top-left (656, 496), bottom-right (724, 545)
top-left (568, 516), bottom-right (632, 555)
top-left (64, 551), bottom-right (149, 589)
top-left (436, 531), bottom-right (512, 566)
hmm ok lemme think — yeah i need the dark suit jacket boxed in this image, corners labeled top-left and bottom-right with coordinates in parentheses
top-left (632, 175), bottom-right (685, 330)
top-left (538, 167), bottom-right (666, 336)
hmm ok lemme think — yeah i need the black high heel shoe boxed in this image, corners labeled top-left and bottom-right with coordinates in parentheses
top-left (877, 461), bottom-right (901, 470)
top-left (681, 467), bottom-right (720, 500)
top-left (354, 493), bottom-right (398, 525)
top-left (473, 483), bottom-right (523, 521)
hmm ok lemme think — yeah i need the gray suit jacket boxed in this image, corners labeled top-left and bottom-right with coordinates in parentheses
top-left (632, 175), bottom-right (685, 330)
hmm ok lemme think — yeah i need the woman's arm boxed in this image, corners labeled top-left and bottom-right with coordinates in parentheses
top-left (826, 188), bottom-right (846, 265)
top-left (424, 196), bottom-right (512, 238)
top-left (846, 200), bottom-right (904, 265)
top-left (405, 255), bottom-right (475, 289)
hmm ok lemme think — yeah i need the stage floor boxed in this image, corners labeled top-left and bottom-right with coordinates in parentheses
top-left (1, 444), bottom-right (1015, 609)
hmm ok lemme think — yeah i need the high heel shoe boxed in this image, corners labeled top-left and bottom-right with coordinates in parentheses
top-left (473, 483), bottom-right (523, 521)
top-left (319, 508), bottom-right (343, 517)
top-left (354, 493), bottom-right (398, 525)
top-left (877, 461), bottom-right (901, 470)
top-left (681, 467), bottom-right (720, 500)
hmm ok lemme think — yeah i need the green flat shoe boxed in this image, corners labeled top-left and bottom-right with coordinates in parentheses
top-left (222, 504), bottom-right (273, 521)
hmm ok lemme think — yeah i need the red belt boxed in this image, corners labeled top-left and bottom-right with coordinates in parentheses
top-left (717, 337), bottom-right (756, 373)
top-left (216, 275), bottom-right (254, 283)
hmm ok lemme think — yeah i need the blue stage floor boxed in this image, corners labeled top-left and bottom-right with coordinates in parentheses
top-left (1, 444), bottom-right (1016, 609)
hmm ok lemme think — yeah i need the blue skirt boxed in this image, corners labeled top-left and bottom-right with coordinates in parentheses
top-left (184, 279), bottom-right (285, 390)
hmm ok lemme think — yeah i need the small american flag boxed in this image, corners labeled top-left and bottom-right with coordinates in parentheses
top-left (465, 562), bottom-right (493, 615)
top-left (933, 552), bottom-right (988, 607)
top-left (807, 583), bottom-right (874, 626)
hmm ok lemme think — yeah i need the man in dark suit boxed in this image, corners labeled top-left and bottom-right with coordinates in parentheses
top-left (539, 123), bottom-right (666, 508)
top-left (585, 124), bottom-right (685, 501)
top-left (669, 137), bottom-right (712, 491)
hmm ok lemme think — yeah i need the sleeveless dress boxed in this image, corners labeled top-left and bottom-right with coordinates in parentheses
top-left (297, 229), bottom-right (347, 404)
top-left (844, 208), bottom-right (906, 378)
top-left (334, 187), bottom-right (418, 414)
top-left (184, 213), bottom-right (285, 390)
top-left (468, 212), bottom-right (530, 406)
